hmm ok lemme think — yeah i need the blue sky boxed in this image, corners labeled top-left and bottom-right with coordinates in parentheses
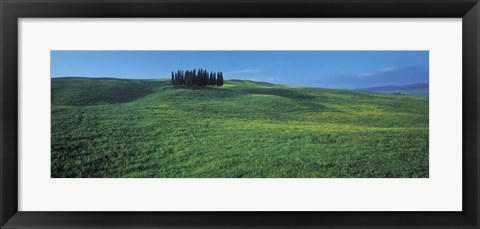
top-left (51, 51), bottom-right (428, 89)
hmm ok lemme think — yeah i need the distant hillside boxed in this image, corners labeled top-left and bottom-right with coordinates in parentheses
top-left (357, 83), bottom-right (429, 98)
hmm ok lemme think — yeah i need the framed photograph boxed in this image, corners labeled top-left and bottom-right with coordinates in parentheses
top-left (1, 0), bottom-right (479, 228)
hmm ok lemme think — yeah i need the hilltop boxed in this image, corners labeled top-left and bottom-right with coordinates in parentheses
top-left (51, 77), bottom-right (429, 178)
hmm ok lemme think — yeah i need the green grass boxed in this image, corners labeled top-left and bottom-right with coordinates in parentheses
top-left (51, 77), bottom-right (429, 178)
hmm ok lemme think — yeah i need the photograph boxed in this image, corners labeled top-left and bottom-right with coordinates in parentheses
top-left (51, 50), bottom-right (429, 178)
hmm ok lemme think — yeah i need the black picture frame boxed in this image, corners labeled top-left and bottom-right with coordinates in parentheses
top-left (1, 0), bottom-right (479, 228)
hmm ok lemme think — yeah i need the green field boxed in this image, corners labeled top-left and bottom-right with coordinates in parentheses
top-left (51, 77), bottom-right (429, 178)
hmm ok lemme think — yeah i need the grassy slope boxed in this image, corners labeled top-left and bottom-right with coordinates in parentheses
top-left (51, 78), bottom-right (429, 178)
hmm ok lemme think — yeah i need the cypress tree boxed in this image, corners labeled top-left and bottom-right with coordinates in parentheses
top-left (177, 70), bottom-right (181, 85)
top-left (217, 72), bottom-right (224, 87)
top-left (202, 70), bottom-right (207, 87)
top-left (181, 71), bottom-right (185, 85)
top-left (193, 69), bottom-right (197, 86)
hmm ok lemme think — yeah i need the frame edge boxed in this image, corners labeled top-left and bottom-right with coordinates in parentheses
top-left (1, 0), bottom-right (479, 228)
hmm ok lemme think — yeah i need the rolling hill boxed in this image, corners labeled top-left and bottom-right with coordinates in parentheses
top-left (357, 83), bottom-right (429, 98)
top-left (51, 77), bottom-right (429, 178)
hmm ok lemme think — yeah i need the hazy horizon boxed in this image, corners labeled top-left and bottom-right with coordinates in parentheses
top-left (52, 75), bottom-right (429, 90)
top-left (51, 51), bottom-right (429, 89)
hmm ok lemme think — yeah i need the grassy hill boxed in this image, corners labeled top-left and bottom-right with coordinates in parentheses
top-left (357, 83), bottom-right (429, 98)
top-left (51, 77), bottom-right (156, 106)
top-left (51, 77), bottom-right (429, 178)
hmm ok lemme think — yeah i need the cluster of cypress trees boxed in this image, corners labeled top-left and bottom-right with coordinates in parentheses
top-left (171, 69), bottom-right (224, 87)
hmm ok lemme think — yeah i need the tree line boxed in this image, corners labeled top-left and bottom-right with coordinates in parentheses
top-left (171, 69), bottom-right (224, 87)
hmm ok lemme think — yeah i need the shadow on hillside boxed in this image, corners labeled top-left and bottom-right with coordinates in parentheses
top-left (242, 88), bottom-right (317, 101)
top-left (241, 88), bottom-right (327, 111)
top-left (171, 86), bottom-right (220, 90)
top-left (51, 78), bottom-right (156, 106)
